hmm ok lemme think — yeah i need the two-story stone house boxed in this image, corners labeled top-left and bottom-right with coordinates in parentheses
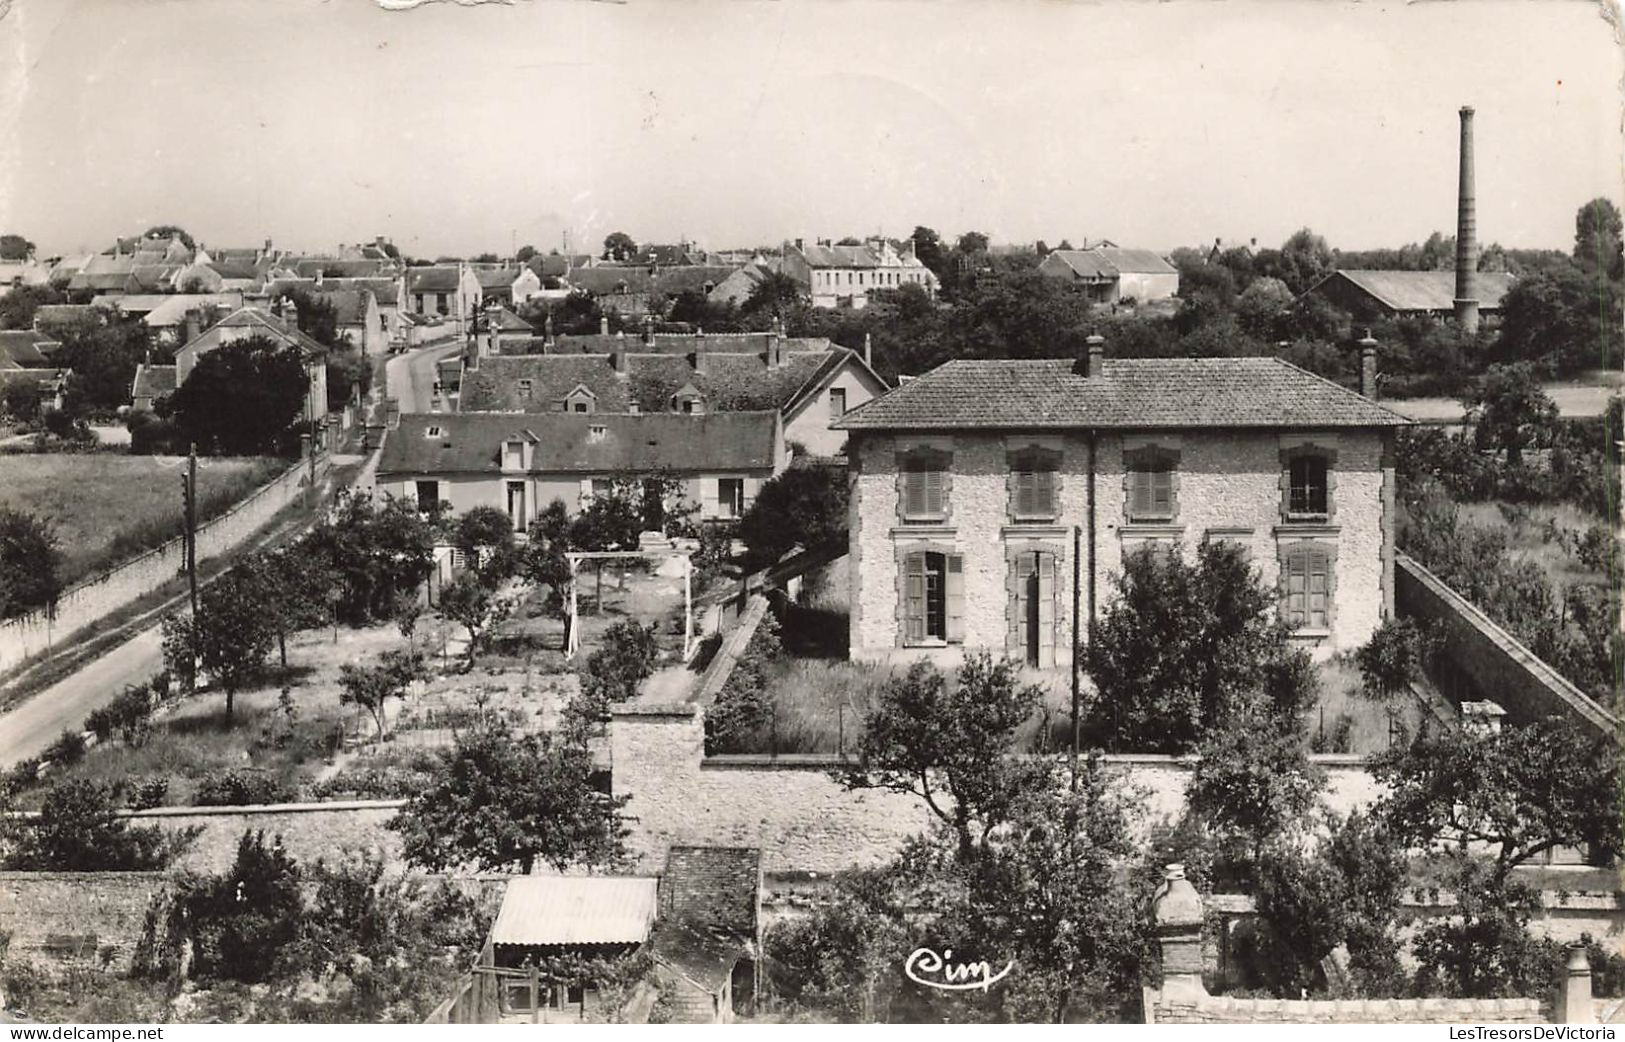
top-left (833, 340), bottom-right (1410, 668)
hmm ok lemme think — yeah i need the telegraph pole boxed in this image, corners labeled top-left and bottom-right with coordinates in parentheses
top-left (183, 443), bottom-right (199, 620)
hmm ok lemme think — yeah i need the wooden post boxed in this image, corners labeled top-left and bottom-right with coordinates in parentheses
top-left (185, 444), bottom-right (199, 622)
top-left (683, 553), bottom-right (693, 660)
top-left (529, 964), bottom-right (540, 1024)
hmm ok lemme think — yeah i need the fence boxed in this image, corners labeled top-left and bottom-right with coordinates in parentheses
top-left (0, 456), bottom-right (329, 676)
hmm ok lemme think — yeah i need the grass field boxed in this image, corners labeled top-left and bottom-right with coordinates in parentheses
top-left (1454, 499), bottom-right (1613, 593)
top-left (0, 453), bottom-right (285, 584)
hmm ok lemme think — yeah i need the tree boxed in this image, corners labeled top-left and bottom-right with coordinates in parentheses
top-left (143, 225), bottom-right (195, 250)
top-left (325, 347), bottom-right (370, 412)
top-left (192, 566), bottom-right (278, 719)
top-left (241, 547), bottom-right (335, 668)
top-left (602, 231), bottom-right (637, 262)
top-left (438, 571), bottom-right (511, 672)
top-left (1462, 363), bottom-right (1558, 466)
top-left (53, 311), bottom-right (151, 416)
top-left (955, 231), bottom-right (990, 255)
top-left (737, 465), bottom-right (849, 569)
top-left (389, 719), bottom-right (628, 874)
top-left (522, 499), bottom-right (575, 629)
top-left (452, 505), bottom-right (517, 582)
top-left (282, 289), bottom-right (344, 351)
top-left (0, 507), bottom-right (61, 620)
top-left (1408, 855), bottom-right (1562, 999)
top-left (301, 491), bottom-right (434, 624)
top-left (1083, 541), bottom-right (1312, 753)
top-left (1371, 717), bottom-right (1620, 884)
top-left (573, 619), bottom-right (658, 729)
top-left (1496, 265), bottom-right (1619, 375)
top-left (1233, 276), bottom-right (1294, 340)
top-left (569, 472), bottom-right (695, 551)
top-left (1186, 691), bottom-right (1324, 867)
top-left (1354, 617), bottom-right (1432, 701)
top-left (0, 780), bottom-right (191, 871)
top-left (338, 650), bottom-right (426, 740)
top-left (1574, 196), bottom-right (1624, 280)
top-left (1271, 227), bottom-right (1335, 294)
top-left (840, 654), bottom-right (1045, 863)
top-left (0, 283), bottom-right (66, 331)
top-left (1, 380), bottom-right (42, 426)
top-left (169, 334), bottom-right (309, 455)
top-left (741, 271), bottom-right (806, 320)
top-left (0, 234), bottom-right (34, 260)
top-left (910, 226), bottom-right (947, 278)
top-left (515, 245), bottom-right (538, 263)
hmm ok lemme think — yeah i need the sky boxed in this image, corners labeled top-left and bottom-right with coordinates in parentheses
top-left (1, 0), bottom-right (1621, 259)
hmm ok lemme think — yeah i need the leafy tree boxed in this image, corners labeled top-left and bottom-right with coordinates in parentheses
top-left (1574, 196), bottom-right (1625, 281)
top-left (1233, 276), bottom-right (1294, 340)
top-left (738, 464), bottom-right (849, 569)
top-left (955, 231), bottom-right (990, 255)
top-left (438, 570), bottom-right (511, 672)
top-left (143, 225), bottom-right (195, 250)
top-left (302, 491), bottom-right (434, 624)
top-left (569, 472), bottom-right (695, 551)
top-left (54, 311), bottom-right (151, 416)
top-left (840, 654), bottom-right (1046, 863)
top-left (741, 271), bottom-right (806, 319)
top-left (452, 505), bottom-right (517, 582)
top-left (280, 289), bottom-right (344, 351)
top-left (0, 233), bottom-right (34, 260)
top-left (1, 380), bottom-right (42, 426)
top-left (389, 719), bottom-right (628, 874)
top-left (522, 499), bottom-right (574, 627)
top-left (602, 231), bottom-right (637, 262)
top-left (1462, 363), bottom-right (1558, 466)
top-left (1083, 541), bottom-right (1312, 753)
top-left (1372, 717), bottom-right (1621, 884)
top-left (192, 566), bottom-right (278, 719)
top-left (1496, 264), bottom-right (1619, 375)
top-left (0, 282), bottom-right (66, 331)
top-left (0, 780), bottom-right (191, 871)
top-left (170, 334), bottom-right (309, 455)
top-left (1270, 227), bottom-right (1335, 294)
top-left (339, 650), bottom-right (426, 739)
top-left (324, 347), bottom-right (369, 411)
top-left (241, 547), bottom-right (335, 668)
top-left (0, 507), bottom-right (61, 620)
top-left (910, 226), bottom-right (947, 277)
top-left (515, 245), bottom-right (537, 263)
top-left (1409, 855), bottom-right (1563, 999)
top-left (1355, 617), bottom-right (1432, 700)
top-left (573, 619), bottom-right (658, 730)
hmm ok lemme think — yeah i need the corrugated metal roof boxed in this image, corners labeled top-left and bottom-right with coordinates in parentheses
top-left (1319, 270), bottom-right (1515, 313)
top-left (490, 876), bottom-right (659, 948)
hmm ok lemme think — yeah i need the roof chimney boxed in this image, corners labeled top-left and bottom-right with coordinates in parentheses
top-left (1083, 333), bottom-right (1105, 378)
top-left (768, 315), bottom-right (784, 368)
top-left (1359, 331), bottom-right (1379, 399)
top-left (863, 332), bottom-right (873, 368)
top-left (642, 316), bottom-right (654, 347)
top-left (183, 308), bottom-right (202, 346)
top-left (611, 341), bottom-right (627, 373)
top-left (1453, 106), bottom-right (1481, 334)
top-left (599, 315), bottom-right (609, 336)
top-left (544, 312), bottom-right (555, 347)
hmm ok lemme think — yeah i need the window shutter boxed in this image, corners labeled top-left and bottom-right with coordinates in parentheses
top-left (904, 553), bottom-right (926, 643)
top-left (945, 555), bottom-right (965, 642)
top-left (743, 477), bottom-right (759, 511)
top-left (1152, 469), bottom-right (1172, 515)
top-left (1130, 470), bottom-right (1150, 517)
top-left (1016, 469), bottom-right (1035, 515)
top-left (1036, 552), bottom-right (1056, 639)
top-left (1008, 552), bottom-right (1034, 656)
top-left (904, 470), bottom-right (924, 516)
top-left (702, 478), bottom-right (719, 518)
top-left (1034, 469), bottom-right (1055, 516)
top-left (924, 468), bottom-right (944, 516)
top-left (1284, 550), bottom-right (1308, 627)
top-left (1309, 549), bottom-right (1330, 628)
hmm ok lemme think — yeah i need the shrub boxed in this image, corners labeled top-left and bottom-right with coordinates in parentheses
top-left (1354, 618), bottom-right (1432, 701)
top-left (124, 778), bottom-right (169, 811)
top-left (194, 768), bottom-right (293, 807)
top-left (571, 619), bottom-right (658, 729)
top-left (42, 729), bottom-right (87, 767)
top-left (0, 780), bottom-right (193, 871)
top-left (704, 613), bottom-right (782, 754)
top-left (84, 684), bottom-right (155, 746)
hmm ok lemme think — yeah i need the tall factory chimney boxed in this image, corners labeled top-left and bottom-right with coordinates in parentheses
top-left (1453, 106), bottom-right (1480, 334)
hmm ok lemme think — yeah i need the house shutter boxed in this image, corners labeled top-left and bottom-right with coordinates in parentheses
top-left (903, 552), bottom-right (926, 644)
top-left (1008, 553), bottom-right (1033, 656)
top-left (924, 469), bottom-right (944, 516)
top-left (945, 554), bottom-right (965, 642)
top-left (1151, 469), bottom-right (1172, 516)
top-left (1284, 550), bottom-right (1308, 627)
top-left (1130, 471), bottom-right (1151, 517)
top-left (743, 477), bottom-right (760, 511)
top-left (1036, 552), bottom-right (1056, 667)
top-left (904, 470), bottom-right (925, 517)
top-left (1015, 470), bottom-right (1034, 516)
top-left (702, 478), bottom-right (719, 519)
top-left (1034, 469), bottom-right (1056, 516)
top-left (1308, 549), bottom-right (1330, 628)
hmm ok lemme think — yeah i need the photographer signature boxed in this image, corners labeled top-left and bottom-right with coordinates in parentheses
top-left (904, 947), bottom-right (1014, 993)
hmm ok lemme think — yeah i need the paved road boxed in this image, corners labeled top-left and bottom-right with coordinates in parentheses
top-left (387, 338), bottom-right (464, 414)
top-left (0, 455), bottom-right (365, 769)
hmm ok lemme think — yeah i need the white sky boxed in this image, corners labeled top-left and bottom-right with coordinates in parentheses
top-left (2, 0), bottom-right (1621, 258)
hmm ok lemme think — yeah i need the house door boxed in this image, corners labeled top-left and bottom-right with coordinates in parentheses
top-left (642, 479), bottom-right (665, 532)
top-left (506, 480), bottom-right (527, 531)
top-left (1025, 568), bottom-right (1041, 667)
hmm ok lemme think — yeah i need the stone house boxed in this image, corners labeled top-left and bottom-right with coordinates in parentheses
top-left (405, 264), bottom-right (482, 334)
top-left (374, 410), bottom-right (788, 531)
top-left (782, 239), bottom-right (938, 309)
top-left (172, 305), bottom-right (331, 443)
top-left (1036, 247), bottom-right (1181, 303)
top-left (833, 339), bottom-right (1410, 669)
top-left (456, 321), bottom-right (887, 457)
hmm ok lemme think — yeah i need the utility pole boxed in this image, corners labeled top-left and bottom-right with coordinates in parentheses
top-left (183, 443), bottom-right (199, 620)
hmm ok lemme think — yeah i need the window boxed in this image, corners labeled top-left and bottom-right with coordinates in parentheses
top-left (682, 399), bottom-right (696, 414)
top-left (414, 480), bottom-right (439, 510)
top-left (1281, 544), bottom-right (1333, 631)
top-left (424, 425), bottom-right (444, 439)
top-left (829, 387), bottom-right (847, 419)
top-left (902, 467), bottom-right (945, 520)
top-left (1124, 446), bottom-right (1179, 522)
top-left (1286, 455), bottom-right (1331, 517)
top-left (502, 440), bottom-right (524, 470)
top-left (716, 478), bottom-right (745, 519)
top-left (573, 401), bottom-right (589, 413)
top-left (1009, 446), bottom-right (1061, 520)
top-left (518, 378), bottom-right (533, 401)
top-left (902, 550), bottom-right (964, 645)
top-left (1008, 549), bottom-right (1058, 667)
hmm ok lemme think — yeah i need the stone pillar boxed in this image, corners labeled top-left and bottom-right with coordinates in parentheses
top-left (1556, 944), bottom-right (1594, 1023)
top-left (1153, 863), bottom-right (1207, 1001)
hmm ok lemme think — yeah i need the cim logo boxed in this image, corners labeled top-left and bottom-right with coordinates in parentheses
top-left (903, 947), bottom-right (1014, 993)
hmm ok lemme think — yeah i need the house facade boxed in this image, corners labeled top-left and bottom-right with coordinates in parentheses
top-left (172, 305), bottom-right (331, 442)
top-left (1036, 247), bottom-right (1180, 303)
top-left (405, 264), bottom-right (483, 334)
top-left (375, 410), bottom-right (788, 531)
top-left (782, 239), bottom-right (938, 309)
top-left (834, 344), bottom-right (1408, 669)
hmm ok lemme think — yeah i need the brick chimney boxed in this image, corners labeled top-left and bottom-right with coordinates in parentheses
top-left (611, 334), bottom-right (626, 373)
top-left (183, 309), bottom-right (201, 346)
top-left (691, 351), bottom-right (710, 376)
top-left (1082, 333), bottom-right (1105, 378)
top-left (282, 296), bottom-right (300, 332)
top-left (1453, 106), bottom-right (1481, 334)
top-left (1153, 865), bottom-right (1207, 1001)
top-left (1359, 331), bottom-right (1379, 399)
top-left (768, 315), bottom-right (784, 368)
top-left (642, 316), bottom-right (654, 347)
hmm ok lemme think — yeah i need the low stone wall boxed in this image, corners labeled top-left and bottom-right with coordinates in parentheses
top-left (0, 871), bottom-right (166, 971)
top-left (122, 799), bottom-right (405, 874)
top-left (1396, 553), bottom-right (1619, 740)
top-left (0, 458), bottom-right (322, 675)
top-left (693, 595), bottom-right (770, 706)
top-left (609, 703), bottom-right (1384, 875)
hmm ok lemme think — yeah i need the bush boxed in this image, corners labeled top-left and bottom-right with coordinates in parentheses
top-left (124, 778), bottom-right (169, 811)
top-left (0, 779), bottom-right (193, 871)
top-left (1354, 618), bottom-right (1432, 701)
top-left (572, 619), bottom-right (658, 727)
top-left (42, 729), bottom-right (87, 767)
top-left (84, 684), bottom-right (155, 745)
top-left (194, 768), bottom-right (293, 807)
top-left (704, 613), bottom-right (783, 754)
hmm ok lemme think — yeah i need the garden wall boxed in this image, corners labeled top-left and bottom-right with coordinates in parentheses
top-left (608, 703), bottom-right (1384, 875)
top-left (0, 458), bottom-right (327, 676)
top-left (1395, 552), bottom-right (1620, 741)
top-left (120, 799), bottom-right (404, 874)
top-left (0, 871), bottom-right (166, 971)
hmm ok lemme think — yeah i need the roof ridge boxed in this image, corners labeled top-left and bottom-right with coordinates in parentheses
top-left (1264, 355), bottom-right (1416, 423)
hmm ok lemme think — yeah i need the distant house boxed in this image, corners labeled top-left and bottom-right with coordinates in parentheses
top-left (1303, 269), bottom-right (1516, 323)
top-left (648, 847), bottom-right (764, 1024)
top-left (0, 330), bottom-right (70, 412)
top-left (472, 266), bottom-right (522, 307)
top-left (1207, 237), bottom-right (1259, 263)
top-left (173, 305), bottom-right (331, 441)
top-left (482, 876), bottom-right (660, 1023)
top-left (782, 239), bottom-right (938, 309)
top-left (318, 277), bottom-right (405, 346)
top-left (458, 324), bottom-right (887, 457)
top-left (99, 293), bottom-right (243, 347)
top-left (31, 304), bottom-right (101, 337)
top-left (315, 288), bottom-right (384, 357)
top-left (405, 265), bottom-right (482, 335)
top-left (67, 254), bottom-right (139, 294)
top-left (375, 410), bottom-right (788, 532)
top-left (129, 363), bottom-right (177, 412)
top-left (287, 257), bottom-right (391, 280)
top-left (0, 257), bottom-right (51, 297)
top-left (706, 262), bottom-right (776, 309)
top-left (561, 266), bottom-right (742, 318)
top-left (1036, 247), bottom-right (1180, 303)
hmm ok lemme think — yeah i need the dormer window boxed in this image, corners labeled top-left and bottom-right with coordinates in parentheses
top-left (424, 425), bottom-right (444, 439)
top-left (502, 440), bottom-right (525, 470)
top-left (589, 424), bottom-right (607, 440)
top-left (518, 378), bottom-right (533, 401)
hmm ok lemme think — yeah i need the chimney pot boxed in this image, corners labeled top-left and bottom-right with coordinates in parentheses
top-left (1359, 331), bottom-right (1379, 399)
top-left (599, 315), bottom-right (609, 336)
top-left (863, 332), bottom-right (873, 368)
top-left (1084, 333), bottom-right (1106, 378)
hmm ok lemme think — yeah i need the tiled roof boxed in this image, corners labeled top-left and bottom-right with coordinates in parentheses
top-left (1313, 270), bottom-right (1516, 313)
top-left (489, 876), bottom-right (659, 948)
top-left (473, 266), bottom-right (520, 290)
top-left (546, 332), bottom-right (831, 357)
top-left (377, 410), bottom-right (781, 477)
top-left (32, 304), bottom-right (100, 332)
top-left (207, 259), bottom-right (261, 281)
top-left (307, 289), bottom-right (372, 326)
top-left (128, 265), bottom-right (180, 291)
top-left (565, 267), bottom-right (655, 295)
top-left (528, 253), bottom-right (592, 278)
top-left (0, 331), bottom-right (55, 369)
top-left (131, 294), bottom-right (243, 327)
top-left (489, 307), bottom-right (533, 332)
top-left (1046, 247), bottom-right (1176, 278)
top-left (292, 258), bottom-right (389, 279)
top-left (405, 266), bottom-right (462, 293)
top-left (834, 357), bottom-right (1412, 430)
top-left (459, 348), bottom-right (834, 414)
top-left (92, 294), bottom-right (174, 315)
top-left (650, 266), bottom-right (740, 296)
top-left (131, 363), bottom-right (177, 400)
top-left (0, 368), bottom-right (68, 395)
top-left (321, 276), bottom-right (400, 306)
top-left (181, 306), bottom-right (327, 360)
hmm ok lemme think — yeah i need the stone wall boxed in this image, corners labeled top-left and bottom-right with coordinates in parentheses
top-left (0, 871), bottom-right (167, 971)
top-left (1396, 553), bottom-right (1619, 740)
top-left (609, 704), bottom-right (1384, 875)
top-left (848, 428), bottom-right (1390, 667)
top-left (123, 799), bottom-right (405, 874)
top-left (0, 458), bottom-right (319, 675)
